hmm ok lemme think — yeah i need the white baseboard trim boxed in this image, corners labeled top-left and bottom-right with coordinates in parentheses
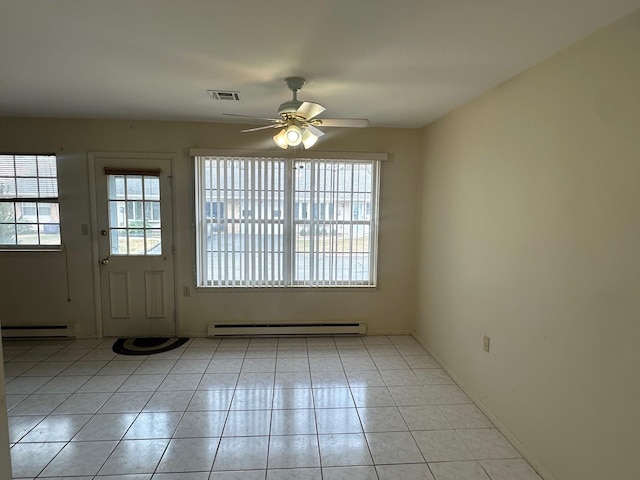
top-left (411, 330), bottom-right (553, 480)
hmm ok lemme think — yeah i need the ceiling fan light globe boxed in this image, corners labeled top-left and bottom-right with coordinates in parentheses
top-left (273, 129), bottom-right (288, 149)
top-left (285, 125), bottom-right (302, 146)
top-left (302, 129), bottom-right (319, 149)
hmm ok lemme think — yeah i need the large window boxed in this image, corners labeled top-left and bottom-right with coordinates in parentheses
top-left (0, 154), bottom-right (60, 248)
top-left (195, 155), bottom-right (380, 287)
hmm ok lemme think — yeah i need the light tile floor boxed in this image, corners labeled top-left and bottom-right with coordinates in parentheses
top-left (3, 335), bottom-right (543, 479)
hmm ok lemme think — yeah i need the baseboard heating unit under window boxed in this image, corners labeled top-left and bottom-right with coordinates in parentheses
top-left (1, 324), bottom-right (78, 339)
top-left (207, 321), bottom-right (366, 337)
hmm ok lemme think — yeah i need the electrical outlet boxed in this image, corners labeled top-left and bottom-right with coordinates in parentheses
top-left (183, 286), bottom-right (191, 297)
top-left (483, 335), bottom-right (491, 353)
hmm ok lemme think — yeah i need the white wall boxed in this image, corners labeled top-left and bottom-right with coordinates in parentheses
top-left (416, 10), bottom-right (640, 480)
top-left (0, 119), bottom-right (422, 337)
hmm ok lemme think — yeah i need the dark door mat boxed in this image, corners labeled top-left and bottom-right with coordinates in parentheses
top-left (112, 337), bottom-right (189, 355)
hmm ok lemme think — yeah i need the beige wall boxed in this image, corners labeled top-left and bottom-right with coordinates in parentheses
top-left (0, 118), bottom-right (421, 337)
top-left (416, 10), bottom-right (640, 480)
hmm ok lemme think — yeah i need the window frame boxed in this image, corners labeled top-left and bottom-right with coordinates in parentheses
top-left (0, 153), bottom-right (61, 250)
top-left (192, 149), bottom-right (386, 289)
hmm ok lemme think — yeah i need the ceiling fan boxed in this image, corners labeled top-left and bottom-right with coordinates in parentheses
top-left (224, 77), bottom-right (369, 149)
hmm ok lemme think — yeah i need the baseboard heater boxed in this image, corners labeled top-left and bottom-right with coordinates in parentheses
top-left (1, 324), bottom-right (78, 339)
top-left (208, 321), bottom-right (366, 337)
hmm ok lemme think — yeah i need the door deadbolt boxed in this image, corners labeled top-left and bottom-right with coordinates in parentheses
top-left (100, 229), bottom-right (108, 236)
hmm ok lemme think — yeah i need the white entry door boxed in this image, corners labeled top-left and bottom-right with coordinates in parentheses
top-left (94, 155), bottom-right (175, 337)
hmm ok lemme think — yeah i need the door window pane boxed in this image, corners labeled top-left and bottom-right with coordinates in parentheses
top-left (107, 173), bottom-right (162, 255)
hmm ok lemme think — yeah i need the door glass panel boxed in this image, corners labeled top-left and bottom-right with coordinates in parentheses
top-left (108, 174), bottom-right (162, 255)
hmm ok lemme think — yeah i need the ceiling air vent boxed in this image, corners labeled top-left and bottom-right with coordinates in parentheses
top-left (208, 90), bottom-right (241, 101)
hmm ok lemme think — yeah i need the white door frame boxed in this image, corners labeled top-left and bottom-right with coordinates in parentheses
top-left (0, 330), bottom-right (13, 479)
top-left (88, 152), bottom-right (177, 338)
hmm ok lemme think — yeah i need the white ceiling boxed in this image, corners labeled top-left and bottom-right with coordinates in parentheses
top-left (1, 0), bottom-right (639, 129)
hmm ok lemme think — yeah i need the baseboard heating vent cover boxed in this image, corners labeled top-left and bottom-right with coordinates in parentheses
top-left (1, 324), bottom-right (78, 338)
top-left (207, 321), bottom-right (366, 337)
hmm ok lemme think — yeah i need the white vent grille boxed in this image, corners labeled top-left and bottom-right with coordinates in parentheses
top-left (208, 90), bottom-right (241, 101)
top-left (208, 321), bottom-right (366, 337)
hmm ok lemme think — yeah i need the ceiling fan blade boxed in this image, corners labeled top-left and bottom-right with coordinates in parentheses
top-left (316, 118), bottom-right (370, 128)
top-left (296, 101), bottom-right (326, 120)
top-left (306, 125), bottom-right (325, 137)
top-left (224, 113), bottom-right (280, 122)
top-left (241, 124), bottom-right (283, 133)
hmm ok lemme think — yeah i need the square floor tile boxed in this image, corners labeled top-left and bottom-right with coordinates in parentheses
top-left (9, 441), bottom-right (66, 477)
top-left (98, 439), bottom-right (169, 475)
top-left (8, 393), bottom-right (70, 416)
top-left (267, 435), bottom-right (320, 468)
top-left (276, 357), bottom-right (310, 373)
top-left (345, 371), bottom-right (385, 387)
top-left (242, 358), bottom-right (276, 373)
top-left (210, 469), bottom-right (266, 479)
top-left (351, 387), bottom-right (395, 407)
top-left (36, 375), bottom-right (92, 394)
top-left (322, 466), bottom-right (378, 480)
top-left (124, 412), bottom-right (182, 439)
top-left (357, 406), bottom-right (408, 432)
top-left (223, 409), bottom-right (271, 436)
top-left (135, 360), bottom-right (177, 375)
top-left (267, 467), bottom-right (321, 480)
top-left (271, 408), bottom-right (317, 435)
top-left (158, 373), bottom-right (203, 391)
top-left (187, 390), bottom-right (234, 411)
top-left (21, 414), bottom-right (91, 442)
top-left (429, 461), bottom-right (490, 480)
top-left (156, 437), bottom-right (219, 473)
top-left (170, 359), bottom-right (211, 374)
top-left (143, 390), bottom-right (194, 412)
top-left (365, 431), bottom-right (424, 464)
top-left (236, 372), bottom-right (275, 389)
top-left (376, 463), bottom-right (435, 480)
top-left (118, 374), bottom-right (167, 392)
top-left (231, 388), bottom-right (273, 410)
top-left (479, 459), bottom-right (543, 480)
top-left (400, 405), bottom-right (453, 431)
top-left (40, 440), bottom-right (118, 476)
top-left (8, 416), bottom-right (45, 443)
top-left (98, 360), bottom-right (143, 375)
top-left (457, 428), bottom-right (521, 460)
top-left (274, 371), bottom-right (311, 389)
top-left (198, 373), bottom-right (239, 390)
top-left (313, 388), bottom-right (354, 408)
top-left (52, 392), bottom-right (112, 414)
top-left (213, 436), bottom-right (269, 471)
top-left (318, 433), bottom-right (373, 467)
top-left (412, 430), bottom-right (474, 462)
top-left (77, 374), bottom-right (130, 393)
top-left (61, 360), bottom-right (109, 376)
top-left (5, 376), bottom-right (52, 394)
top-left (207, 358), bottom-right (243, 374)
top-left (98, 391), bottom-right (153, 413)
top-left (72, 413), bottom-right (138, 441)
top-left (174, 411), bottom-right (227, 438)
top-left (438, 404), bottom-right (492, 428)
top-left (272, 388), bottom-right (313, 409)
top-left (316, 408), bottom-right (363, 434)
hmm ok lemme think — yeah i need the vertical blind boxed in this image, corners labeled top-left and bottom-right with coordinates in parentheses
top-left (195, 155), bottom-right (380, 288)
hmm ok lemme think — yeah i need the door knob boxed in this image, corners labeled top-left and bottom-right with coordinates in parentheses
top-left (101, 258), bottom-right (109, 265)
